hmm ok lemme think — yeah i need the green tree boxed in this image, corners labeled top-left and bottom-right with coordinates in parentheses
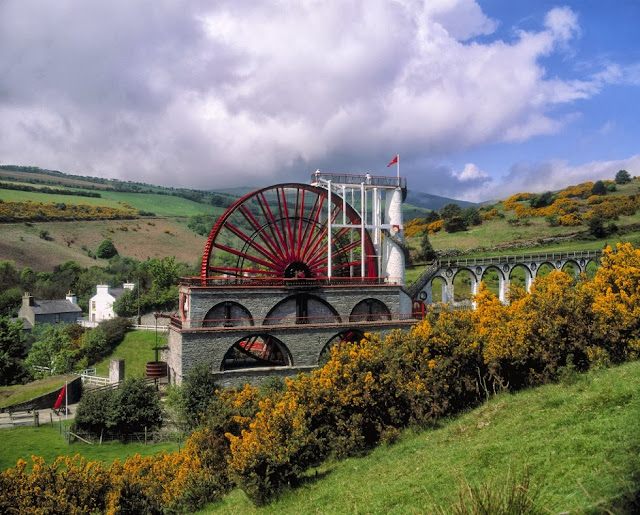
top-left (26, 324), bottom-right (78, 376)
top-left (82, 327), bottom-right (109, 365)
top-left (96, 239), bottom-right (118, 259)
top-left (417, 231), bottom-right (437, 262)
top-left (0, 316), bottom-right (30, 385)
top-left (439, 202), bottom-right (462, 221)
top-left (591, 180), bottom-right (607, 196)
top-left (443, 216), bottom-right (467, 233)
top-left (107, 378), bottom-right (163, 435)
top-left (615, 169), bottom-right (631, 184)
top-left (529, 191), bottom-right (555, 208)
top-left (72, 378), bottom-right (163, 437)
top-left (180, 363), bottom-right (220, 429)
top-left (588, 216), bottom-right (607, 238)
top-left (461, 206), bottom-right (482, 226)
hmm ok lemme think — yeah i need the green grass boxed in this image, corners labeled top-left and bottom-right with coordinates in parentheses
top-left (94, 329), bottom-right (164, 378)
top-left (0, 375), bottom-right (77, 409)
top-left (0, 187), bottom-right (223, 218)
top-left (200, 360), bottom-right (640, 514)
top-left (0, 422), bottom-right (181, 470)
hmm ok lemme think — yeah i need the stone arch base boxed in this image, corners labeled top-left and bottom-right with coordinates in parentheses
top-left (165, 322), bottom-right (412, 386)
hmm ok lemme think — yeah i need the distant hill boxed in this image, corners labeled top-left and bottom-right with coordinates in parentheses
top-left (215, 186), bottom-right (474, 218)
top-left (404, 190), bottom-right (477, 211)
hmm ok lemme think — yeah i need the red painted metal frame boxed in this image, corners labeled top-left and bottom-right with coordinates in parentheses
top-left (201, 183), bottom-right (377, 280)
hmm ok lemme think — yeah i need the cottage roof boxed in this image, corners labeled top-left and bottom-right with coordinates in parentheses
top-left (110, 288), bottom-right (127, 299)
top-left (32, 300), bottom-right (82, 315)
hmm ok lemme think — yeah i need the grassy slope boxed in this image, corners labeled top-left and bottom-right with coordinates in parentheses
top-left (0, 330), bottom-right (161, 410)
top-left (0, 218), bottom-right (208, 271)
top-left (0, 375), bottom-right (77, 409)
top-left (93, 329), bottom-right (165, 378)
top-left (0, 330), bottom-right (174, 470)
top-left (0, 423), bottom-right (181, 471)
top-left (203, 360), bottom-right (640, 514)
top-left (0, 187), bottom-right (223, 217)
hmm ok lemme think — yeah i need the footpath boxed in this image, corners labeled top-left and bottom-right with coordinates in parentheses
top-left (0, 404), bottom-right (78, 429)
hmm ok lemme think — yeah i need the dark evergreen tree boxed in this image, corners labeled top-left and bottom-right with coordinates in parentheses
top-left (591, 180), bottom-right (607, 196)
top-left (417, 231), bottom-right (438, 262)
top-left (615, 169), bottom-right (631, 184)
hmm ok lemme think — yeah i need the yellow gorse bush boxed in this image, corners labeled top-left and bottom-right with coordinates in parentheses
top-left (3, 243), bottom-right (640, 509)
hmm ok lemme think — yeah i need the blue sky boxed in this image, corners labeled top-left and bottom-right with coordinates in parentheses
top-left (1, 0), bottom-right (639, 202)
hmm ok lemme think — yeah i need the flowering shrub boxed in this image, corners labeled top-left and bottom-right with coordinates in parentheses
top-left (3, 244), bottom-right (640, 509)
top-left (558, 213), bottom-right (582, 226)
top-left (428, 219), bottom-right (444, 233)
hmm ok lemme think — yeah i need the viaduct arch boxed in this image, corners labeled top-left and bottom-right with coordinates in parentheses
top-left (412, 251), bottom-right (601, 307)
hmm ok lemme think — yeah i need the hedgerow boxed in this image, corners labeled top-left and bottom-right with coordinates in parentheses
top-left (1, 243), bottom-right (639, 510)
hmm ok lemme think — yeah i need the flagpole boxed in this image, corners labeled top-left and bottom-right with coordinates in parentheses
top-left (396, 154), bottom-right (400, 180)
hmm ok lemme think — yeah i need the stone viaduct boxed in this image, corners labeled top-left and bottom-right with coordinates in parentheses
top-left (409, 250), bottom-right (602, 306)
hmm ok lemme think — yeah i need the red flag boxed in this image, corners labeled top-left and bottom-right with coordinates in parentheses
top-left (387, 155), bottom-right (398, 167)
top-left (54, 384), bottom-right (66, 410)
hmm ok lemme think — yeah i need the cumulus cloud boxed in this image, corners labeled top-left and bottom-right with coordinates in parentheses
top-left (0, 0), bottom-right (636, 193)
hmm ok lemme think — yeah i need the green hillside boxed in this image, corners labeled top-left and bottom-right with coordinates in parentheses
top-left (202, 360), bottom-right (640, 514)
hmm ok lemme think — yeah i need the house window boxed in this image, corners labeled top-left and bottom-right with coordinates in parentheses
top-left (91, 301), bottom-right (96, 311)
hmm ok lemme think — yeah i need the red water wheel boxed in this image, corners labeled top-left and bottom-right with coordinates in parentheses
top-left (201, 183), bottom-right (377, 280)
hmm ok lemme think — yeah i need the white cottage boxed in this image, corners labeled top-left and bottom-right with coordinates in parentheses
top-left (89, 283), bottom-right (135, 322)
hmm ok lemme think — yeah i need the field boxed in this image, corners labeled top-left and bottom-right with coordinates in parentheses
top-left (201, 360), bottom-right (640, 514)
top-left (93, 329), bottom-right (165, 378)
top-left (0, 218), bottom-right (208, 271)
top-left (0, 423), bottom-right (181, 471)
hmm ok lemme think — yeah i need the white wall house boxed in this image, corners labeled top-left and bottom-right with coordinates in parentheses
top-left (89, 283), bottom-right (135, 322)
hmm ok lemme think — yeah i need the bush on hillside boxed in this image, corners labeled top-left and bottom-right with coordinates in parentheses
top-left (96, 239), bottom-right (118, 259)
top-left (72, 378), bottom-right (163, 438)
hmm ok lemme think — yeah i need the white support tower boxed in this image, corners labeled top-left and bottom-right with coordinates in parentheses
top-left (310, 170), bottom-right (407, 285)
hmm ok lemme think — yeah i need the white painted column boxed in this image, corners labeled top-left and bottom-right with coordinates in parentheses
top-left (383, 188), bottom-right (404, 284)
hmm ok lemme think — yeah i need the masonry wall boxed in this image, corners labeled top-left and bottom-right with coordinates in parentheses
top-left (165, 282), bottom-right (414, 385)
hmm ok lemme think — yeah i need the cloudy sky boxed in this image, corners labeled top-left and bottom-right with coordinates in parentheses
top-left (1, 1), bottom-right (639, 202)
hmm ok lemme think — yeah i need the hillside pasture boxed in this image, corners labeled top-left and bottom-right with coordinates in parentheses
top-left (202, 360), bottom-right (640, 514)
top-left (0, 218), bottom-right (208, 271)
top-left (0, 187), bottom-right (224, 218)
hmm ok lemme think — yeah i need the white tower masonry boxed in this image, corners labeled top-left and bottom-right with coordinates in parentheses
top-left (384, 187), bottom-right (405, 285)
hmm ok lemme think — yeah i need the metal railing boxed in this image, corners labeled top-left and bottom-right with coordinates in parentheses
top-left (180, 276), bottom-right (403, 288)
top-left (438, 250), bottom-right (602, 268)
top-left (310, 171), bottom-right (407, 189)
top-left (170, 310), bottom-right (419, 332)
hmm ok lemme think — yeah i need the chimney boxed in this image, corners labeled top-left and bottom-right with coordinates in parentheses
top-left (97, 284), bottom-right (110, 295)
top-left (23, 292), bottom-right (34, 306)
top-left (66, 292), bottom-right (77, 305)
top-left (123, 283), bottom-right (135, 291)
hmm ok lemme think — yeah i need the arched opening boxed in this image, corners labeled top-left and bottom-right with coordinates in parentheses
top-left (585, 260), bottom-right (599, 280)
top-left (562, 260), bottom-right (580, 277)
top-left (453, 269), bottom-right (474, 307)
top-left (203, 302), bottom-right (253, 327)
top-left (220, 334), bottom-right (292, 370)
top-left (431, 277), bottom-right (445, 303)
top-left (264, 294), bottom-right (340, 325)
top-left (318, 330), bottom-right (366, 365)
top-left (480, 266), bottom-right (502, 297)
top-left (535, 262), bottom-right (555, 280)
top-left (349, 298), bottom-right (392, 322)
top-left (509, 265), bottom-right (529, 290)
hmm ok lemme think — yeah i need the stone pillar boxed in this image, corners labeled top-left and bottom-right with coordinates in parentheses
top-left (109, 358), bottom-right (125, 384)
